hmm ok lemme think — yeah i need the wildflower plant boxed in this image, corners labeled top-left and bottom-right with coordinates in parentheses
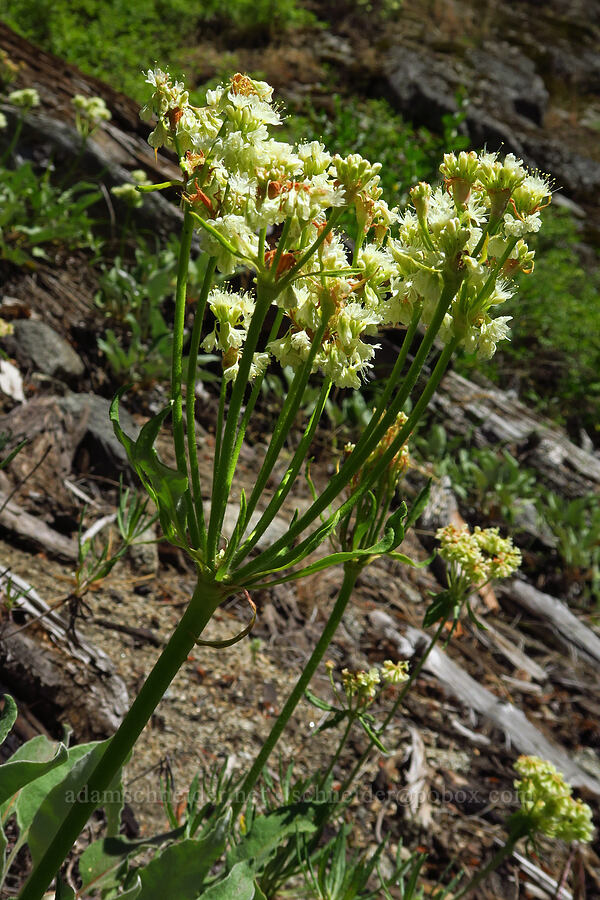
top-left (5, 69), bottom-right (565, 899)
top-left (71, 94), bottom-right (111, 139)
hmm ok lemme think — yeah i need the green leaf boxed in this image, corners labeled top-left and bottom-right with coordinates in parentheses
top-left (314, 710), bottom-right (348, 734)
top-left (136, 811), bottom-right (230, 900)
top-left (405, 479), bottom-right (432, 531)
top-left (422, 590), bottom-right (456, 628)
top-left (358, 717), bottom-right (388, 754)
top-left (118, 874), bottom-right (142, 899)
top-left (227, 804), bottom-right (319, 869)
top-left (110, 390), bottom-right (188, 547)
top-left (28, 740), bottom-right (110, 865)
top-left (304, 689), bottom-right (336, 713)
top-left (0, 695), bottom-right (17, 746)
top-left (0, 742), bottom-right (68, 805)
top-left (199, 862), bottom-right (256, 900)
top-left (79, 827), bottom-right (187, 893)
top-left (0, 738), bottom-right (95, 838)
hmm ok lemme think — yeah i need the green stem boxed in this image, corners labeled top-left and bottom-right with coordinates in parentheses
top-left (234, 315), bottom-right (329, 541)
top-left (2, 114), bottom-right (24, 166)
top-left (231, 562), bottom-right (361, 820)
top-left (19, 576), bottom-right (226, 900)
top-left (234, 332), bottom-right (459, 585)
top-left (186, 255), bottom-right (217, 553)
top-left (207, 281), bottom-right (275, 564)
top-left (172, 205), bottom-right (194, 476)
top-left (320, 715), bottom-right (354, 789)
top-left (276, 208), bottom-right (345, 294)
top-left (231, 377), bottom-right (332, 569)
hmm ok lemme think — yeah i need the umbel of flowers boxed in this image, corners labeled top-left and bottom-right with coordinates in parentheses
top-left (142, 70), bottom-right (550, 397)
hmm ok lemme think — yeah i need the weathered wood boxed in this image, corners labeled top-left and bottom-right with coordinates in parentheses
top-left (498, 579), bottom-right (600, 668)
top-left (368, 609), bottom-right (600, 796)
top-left (431, 370), bottom-right (600, 497)
top-left (0, 570), bottom-right (129, 739)
top-left (0, 492), bottom-right (77, 560)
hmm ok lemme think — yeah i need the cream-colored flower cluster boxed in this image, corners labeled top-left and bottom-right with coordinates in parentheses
top-left (111, 169), bottom-right (151, 208)
top-left (514, 755), bottom-right (594, 843)
top-left (8, 88), bottom-right (40, 110)
top-left (389, 150), bottom-right (552, 360)
top-left (72, 94), bottom-right (111, 131)
top-left (141, 71), bottom-right (550, 387)
top-left (342, 659), bottom-right (409, 705)
top-left (436, 524), bottom-right (522, 587)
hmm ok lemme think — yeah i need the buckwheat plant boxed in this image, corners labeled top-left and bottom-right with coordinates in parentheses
top-left (15, 72), bottom-right (555, 898)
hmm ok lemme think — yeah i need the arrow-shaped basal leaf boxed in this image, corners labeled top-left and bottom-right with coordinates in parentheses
top-left (110, 390), bottom-right (188, 548)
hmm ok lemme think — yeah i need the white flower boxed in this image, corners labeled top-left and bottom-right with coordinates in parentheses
top-left (8, 88), bottom-right (40, 109)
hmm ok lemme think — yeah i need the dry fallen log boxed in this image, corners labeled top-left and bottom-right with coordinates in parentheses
top-left (368, 609), bottom-right (600, 796)
top-left (0, 492), bottom-right (77, 560)
top-left (0, 570), bottom-right (129, 739)
top-left (431, 370), bottom-right (600, 497)
top-left (499, 579), bottom-right (600, 667)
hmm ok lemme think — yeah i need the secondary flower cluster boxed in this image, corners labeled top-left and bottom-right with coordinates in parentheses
top-left (341, 659), bottom-right (409, 706)
top-left (72, 94), bottom-right (111, 137)
top-left (141, 70), bottom-right (551, 387)
top-left (8, 87), bottom-right (40, 110)
top-left (514, 756), bottom-right (594, 843)
top-left (436, 523), bottom-right (522, 588)
top-left (111, 169), bottom-right (151, 208)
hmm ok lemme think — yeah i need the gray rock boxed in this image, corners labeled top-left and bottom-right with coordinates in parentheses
top-left (466, 43), bottom-right (549, 127)
top-left (58, 392), bottom-right (139, 477)
top-left (13, 319), bottom-right (85, 382)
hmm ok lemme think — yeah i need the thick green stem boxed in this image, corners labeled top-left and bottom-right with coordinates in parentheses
top-left (231, 562), bottom-right (361, 820)
top-left (19, 576), bottom-right (226, 900)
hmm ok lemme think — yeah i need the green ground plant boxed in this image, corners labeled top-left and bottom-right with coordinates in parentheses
top-left (0, 0), bottom-right (315, 102)
top-left (465, 206), bottom-right (600, 440)
top-left (0, 160), bottom-right (101, 265)
top-left (0, 69), bottom-right (593, 900)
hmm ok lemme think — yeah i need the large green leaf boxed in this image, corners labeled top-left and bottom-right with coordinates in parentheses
top-left (198, 862), bottom-right (256, 899)
top-left (28, 740), bottom-right (110, 865)
top-left (136, 812), bottom-right (230, 900)
top-left (227, 803), bottom-right (319, 869)
top-left (0, 743), bottom-right (68, 805)
top-left (79, 827), bottom-right (186, 894)
top-left (0, 695), bottom-right (17, 746)
top-left (0, 738), bottom-right (96, 838)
